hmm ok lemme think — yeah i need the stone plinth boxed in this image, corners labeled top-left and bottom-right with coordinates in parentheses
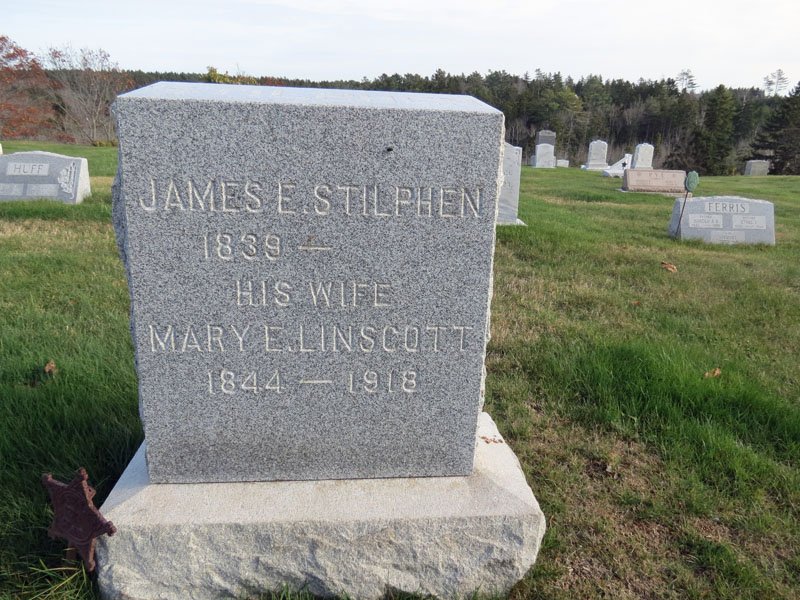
top-left (0, 151), bottom-right (90, 203)
top-left (668, 195), bottom-right (775, 244)
top-left (95, 413), bottom-right (546, 600)
top-left (744, 160), bottom-right (769, 175)
top-left (581, 140), bottom-right (609, 171)
top-left (497, 143), bottom-right (525, 225)
top-left (622, 168), bottom-right (686, 193)
top-left (631, 143), bottom-right (654, 169)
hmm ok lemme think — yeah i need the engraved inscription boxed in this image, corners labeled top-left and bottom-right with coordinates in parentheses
top-left (140, 179), bottom-right (484, 218)
top-left (148, 323), bottom-right (474, 354)
top-left (688, 214), bottom-right (723, 229)
top-left (26, 184), bottom-right (60, 197)
top-left (710, 230), bottom-right (746, 244)
top-left (732, 215), bottom-right (766, 230)
top-left (6, 162), bottom-right (49, 176)
top-left (705, 201), bottom-right (750, 214)
top-left (202, 233), bottom-right (281, 261)
top-left (0, 183), bottom-right (25, 196)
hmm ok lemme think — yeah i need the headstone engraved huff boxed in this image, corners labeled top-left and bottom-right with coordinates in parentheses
top-left (0, 151), bottom-right (90, 203)
top-left (96, 82), bottom-right (545, 599)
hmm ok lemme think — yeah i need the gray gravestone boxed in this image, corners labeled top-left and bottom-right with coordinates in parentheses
top-left (99, 81), bottom-right (546, 600)
top-left (113, 82), bottom-right (503, 483)
top-left (622, 169), bottom-right (686, 193)
top-left (0, 151), bottom-right (90, 203)
top-left (668, 196), bottom-right (775, 244)
top-left (602, 153), bottom-right (632, 178)
top-left (497, 143), bottom-right (525, 225)
top-left (556, 159), bottom-right (569, 168)
top-left (535, 129), bottom-right (556, 147)
top-left (532, 143), bottom-right (555, 168)
top-left (631, 143), bottom-right (654, 169)
top-left (744, 160), bottom-right (769, 175)
top-left (581, 140), bottom-right (609, 171)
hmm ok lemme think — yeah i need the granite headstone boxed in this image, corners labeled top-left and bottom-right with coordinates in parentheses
top-left (631, 143), bottom-right (654, 169)
top-left (0, 151), bottom-right (90, 203)
top-left (622, 169), bottom-right (686, 193)
top-left (99, 81), bottom-right (546, 600)
top-left (602, 153), bottom-right (632, 178)
top-left (581, 140), bottom-right (609, 171)
top-left (744, 160), bottom-right (769, 176)
top-left (534, 129), bottom-right (556, 147)
top-left (112, 82), bottom-right (505, 484)
top-left (668, 196), bottom-right (775, 244)
top-left (532, 143), bottom-right (555, 168)
top-left (497, 143), bottom-right (525, 225)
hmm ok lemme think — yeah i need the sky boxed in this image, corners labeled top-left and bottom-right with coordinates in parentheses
top-left (5, 0), bottom-right (800, 92)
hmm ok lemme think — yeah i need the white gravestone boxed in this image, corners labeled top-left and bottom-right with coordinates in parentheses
top-left (631, 143), bottom-right (654, 169)
top-left (581, 140), bottom-right (609, 171)
top-left (0, 151), bottom-right (90, 203)
top-left (602, 153), bottom-right (632, 178)
top-left (497, 143), bottom-right (525, 225)
top-left (556, 159), bottom-right (569, 168)
top-left (744, 160), bottom-right (769, 176)
top-left (97, 82), bottom-right (546, 600)
top-left (668, 196), bottom-right (775, 245)
top-left (532, 143), bottom-right (555, 168)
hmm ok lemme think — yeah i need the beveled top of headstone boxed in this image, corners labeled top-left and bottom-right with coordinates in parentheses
top-left (113, 82), bottom-right (504, 483)
top-left (120, 81), bottom-right (499, 112)
top-left (535, 129), bottom-right (556, 146)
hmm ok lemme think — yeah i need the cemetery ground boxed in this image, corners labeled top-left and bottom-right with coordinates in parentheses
top-left (0, 141), bottom-right (798, 599)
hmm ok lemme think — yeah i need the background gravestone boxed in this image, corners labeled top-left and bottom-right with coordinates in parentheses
top-left (631, 143), bottom-right (654, 169)
top-left (534, 129), bottom-right (556, 147)
top-left (0, 151), bottom-right (90, 203)
top-left (582, 140), bottom-right (609, 170)
top-left (668, 196), bottom-right (775, 244)
top-left (744, 160), bottom-right (769, 175)
top-left (532, 143), bottom-right (555, 168)
top-left (622, 169), bottom-right (686, 193)
top-left (602, 153), bottom-right (632, 177)
top-left (497, 143), bottom-right (525, 225)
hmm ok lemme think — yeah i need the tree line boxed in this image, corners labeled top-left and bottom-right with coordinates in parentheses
top-left (1, 35), bottom-right (797, 175)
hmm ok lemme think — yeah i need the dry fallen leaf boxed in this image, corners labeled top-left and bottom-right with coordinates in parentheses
top-left (632, 301), bottom-right (641, 307)
top-left (704, 367), bottom-right (722, 379)
top-left (44, 360), bottom-right (58, 376)
top-left (661, 261), bottom-right (678, 273)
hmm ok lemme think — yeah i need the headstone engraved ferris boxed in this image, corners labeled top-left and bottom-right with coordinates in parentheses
top-left (0, 151), bottom-right (90, 203)
top-left (112, 82), bottom-right (504, 483)
top-left (668, 196), bottom-right (775, 244)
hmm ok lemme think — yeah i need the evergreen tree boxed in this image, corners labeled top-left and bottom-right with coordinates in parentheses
top-left (752, 81), bottom-right (800, 174)
top-left (695, 85), bottom-right (736, 174)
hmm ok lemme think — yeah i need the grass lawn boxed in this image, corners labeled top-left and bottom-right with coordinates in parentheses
top-left (0, 146), bottom-right (798, 599)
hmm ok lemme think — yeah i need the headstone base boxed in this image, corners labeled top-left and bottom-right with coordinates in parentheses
top-left (95, 413), bottom-right (546, 600)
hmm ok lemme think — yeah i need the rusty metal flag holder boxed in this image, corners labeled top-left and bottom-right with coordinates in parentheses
top-left (41, 468), bottom-right (117, 572)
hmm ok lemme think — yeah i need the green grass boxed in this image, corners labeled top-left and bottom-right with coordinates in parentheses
top-left (0, 155), bottom-right (798, 598)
